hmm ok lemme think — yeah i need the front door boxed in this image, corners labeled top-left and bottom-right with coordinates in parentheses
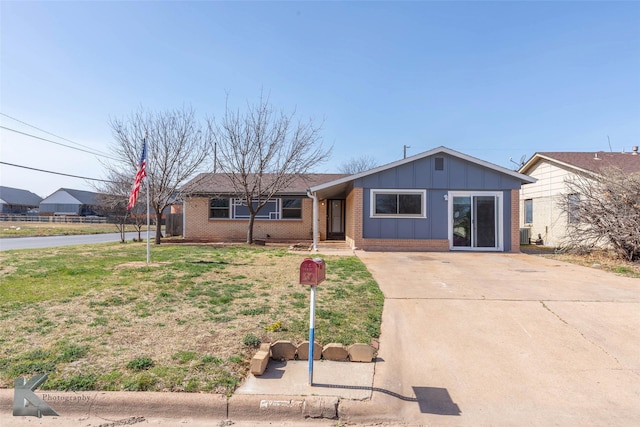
top-left (449, 192), bottom-right (502, 251)
top-left (327, 199), bottom-right (345, 240)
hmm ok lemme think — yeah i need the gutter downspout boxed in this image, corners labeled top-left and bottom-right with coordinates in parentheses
top-left (306, 190), bottom-right (318, 252)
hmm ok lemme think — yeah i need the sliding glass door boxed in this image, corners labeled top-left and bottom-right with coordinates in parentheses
top-left (450, 192), bottom-right (502, 251)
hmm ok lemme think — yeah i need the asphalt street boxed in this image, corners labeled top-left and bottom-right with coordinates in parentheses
top-left (0, 232), bottom-right (141, 251)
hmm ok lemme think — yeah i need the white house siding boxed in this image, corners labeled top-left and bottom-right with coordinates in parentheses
top-left (520, 160), bottom-right (577, 247)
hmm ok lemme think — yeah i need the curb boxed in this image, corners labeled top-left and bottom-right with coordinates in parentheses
top-left (1, 389), bottom-right (227, 419)
top-left (1, 389), bottom-right (348, 421)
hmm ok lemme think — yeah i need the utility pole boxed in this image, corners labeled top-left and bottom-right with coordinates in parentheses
top-left (403, 145), bottom-right (411, 159)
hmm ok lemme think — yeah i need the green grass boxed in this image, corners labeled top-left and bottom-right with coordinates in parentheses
top-left (0, 243), bottom-right (384, 394)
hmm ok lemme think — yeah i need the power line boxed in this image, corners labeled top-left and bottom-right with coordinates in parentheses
top-left (0, 161), bottom-right (114, 183)
top-left (0, 112), bottom-right (113, 158)
top-left (0, 125), bottom-right (119, 161)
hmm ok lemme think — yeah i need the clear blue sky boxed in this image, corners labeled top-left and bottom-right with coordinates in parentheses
top-left (1, 1), bottom-right (639, 198)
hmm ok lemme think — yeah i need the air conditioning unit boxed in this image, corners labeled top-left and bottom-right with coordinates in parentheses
top-left (520, 228), bottom-right (531, 245)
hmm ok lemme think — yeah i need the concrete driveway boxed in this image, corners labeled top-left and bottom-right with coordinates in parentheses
top-left (341, 252), bottom-right (640, 426)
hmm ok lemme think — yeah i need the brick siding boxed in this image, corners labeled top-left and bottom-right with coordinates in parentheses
top-left (510, 189), bottom-right (520, 253)
top-left (184, 197), bottom-right (314, 242)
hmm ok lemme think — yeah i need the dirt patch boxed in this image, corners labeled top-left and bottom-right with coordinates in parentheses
top-left (116, 261), bottom-right (171, 269)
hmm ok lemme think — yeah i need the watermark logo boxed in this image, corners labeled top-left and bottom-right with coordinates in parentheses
top-left (13, 374), bottom-right (59, 418)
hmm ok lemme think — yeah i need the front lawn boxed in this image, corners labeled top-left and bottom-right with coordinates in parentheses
top-left (0, 243), bottom-right (383, 395)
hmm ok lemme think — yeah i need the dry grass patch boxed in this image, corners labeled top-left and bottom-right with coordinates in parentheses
top-left (521, 245), bottom-right (640, 278)
top-left (0, 243), bottom-right (382, 394)
top-left (551, 252), bottom-right (640, 278)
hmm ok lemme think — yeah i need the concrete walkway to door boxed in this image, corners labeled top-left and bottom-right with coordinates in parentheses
top-left (340, 251), bottom-right (640, 426)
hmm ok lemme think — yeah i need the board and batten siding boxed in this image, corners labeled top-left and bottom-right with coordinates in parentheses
top-left (520, 160), bottom-right (577, 247)
top-left (354, 154), bottom-right (520, 250)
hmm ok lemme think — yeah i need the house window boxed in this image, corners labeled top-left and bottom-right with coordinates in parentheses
top-left (210, 197), bottom-right (302, 220)
top-left (281, 198), bottom-right (302, 219)
top-left (568, 194), bottom-right (580, 224)
top-left (435, 157), bottom-right (444, 171)
top-left (524, 199), bottom-right (533, 224)
top-left (209, 198), bottom-right (230, 218)
top-left (232, 198), bottom-right (280, 219)
top-left (371, 189), bottom-right (426, 218)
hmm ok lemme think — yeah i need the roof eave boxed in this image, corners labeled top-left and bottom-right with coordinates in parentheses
top-left (519, 153), bottom-right (593, 176)
top-left (311, 146), bottom-right (536, 192)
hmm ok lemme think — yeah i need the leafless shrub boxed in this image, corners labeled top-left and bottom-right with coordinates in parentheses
top-left (557, 166), bottom-right (640, 261)
top-left (338, 156), bottom-right (377, 174)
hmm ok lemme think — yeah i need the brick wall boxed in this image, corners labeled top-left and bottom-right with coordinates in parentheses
top-left (344, 188), bottom-right (362, 249)
top-left (511, 189), bottom-right (521, 253)
top-left (184, 197), bottom-right (314, 242)
top-left (357, 238), bottom-right (450, 252)
top-left (318, 200), bottom-right (327, 241)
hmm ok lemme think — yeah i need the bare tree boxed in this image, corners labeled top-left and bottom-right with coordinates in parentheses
top-left (338, 156), bottom-right (377, 174)
top-left (557, 166), bottom-right (640, 261)
top-left (207, 95), bottom-right (331, 244)
top-left (103, 106), bottom-right (210, 244)
top-left (95, 169), bottom-right (146, 242)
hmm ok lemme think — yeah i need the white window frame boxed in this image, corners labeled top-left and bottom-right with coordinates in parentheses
top-left (567, 193), bottom-right (580, 224)
top-left (370, 189), bottom-right (427, 218)
top-left (524, 199), bottom-right (533, 224)
top-left (447, 191), bottom-right (503, 252)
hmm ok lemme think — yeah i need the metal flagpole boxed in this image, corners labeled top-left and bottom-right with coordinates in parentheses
top-left (145, 135), bottom-right (150, 264)
top-left (146, 177), bottom-right (150, 264)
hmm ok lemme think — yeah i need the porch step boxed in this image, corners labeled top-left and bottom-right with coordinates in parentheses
top-left (315, 241), bottom-right (354, 256)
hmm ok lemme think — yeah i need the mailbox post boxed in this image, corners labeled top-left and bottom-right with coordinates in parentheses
top-left (299, 257), bottom-right (326, 385)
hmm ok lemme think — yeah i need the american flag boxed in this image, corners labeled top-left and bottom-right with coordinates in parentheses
top-left (127, 141), bottom-right (147, 210)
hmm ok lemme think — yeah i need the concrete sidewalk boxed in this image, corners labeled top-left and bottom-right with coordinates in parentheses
top-left (236, 360), bottom-right (375, 400)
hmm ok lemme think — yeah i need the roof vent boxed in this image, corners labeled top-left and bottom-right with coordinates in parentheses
top-left (594, 152), bottom-right (600, 160)
top-left (633, 146), bottom-right (639, 155)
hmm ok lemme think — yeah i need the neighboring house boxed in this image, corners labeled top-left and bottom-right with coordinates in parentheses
top-left (39, 188), bottom-right (105, 216)
top-left (518, 149), bottom-right (640, 247)
top-left (181, 146), bottom-right (535, 252)
top-left (0, 186), bottom-right (42, 214)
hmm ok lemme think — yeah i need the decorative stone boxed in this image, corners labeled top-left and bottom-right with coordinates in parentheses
top-left (270, 340), bottom-right (296, 361)
top-left (321, 343), bottom-right (349, 361)
top-left (259, 342), bottom-right (271, 356)
top-left (347, 343), bottom-right (376, 362)
top-left (250, 350), bottom-right (269, 376)
top-left (296, 341), bottom-right (322, 360)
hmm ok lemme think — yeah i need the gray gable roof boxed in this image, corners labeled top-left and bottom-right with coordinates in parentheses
top-left (181, 173), bottom-right (349, 196)
top-left (0, 186), bottom-right (42, 206)
top-left (310, 146), bottom-right (536, 196)
top-left (41, 188), bottom-right (103, 205)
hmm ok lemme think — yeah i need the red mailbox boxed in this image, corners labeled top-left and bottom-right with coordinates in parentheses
top-left (299, 258), bottom-right (326, 286)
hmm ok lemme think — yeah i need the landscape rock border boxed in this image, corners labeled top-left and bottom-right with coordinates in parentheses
top-left (251, 340), bottom-right (377, 376)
